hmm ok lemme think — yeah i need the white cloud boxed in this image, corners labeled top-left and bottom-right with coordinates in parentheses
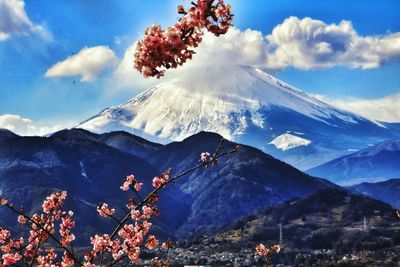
top-left (109, 27), bottom-right (267, 91)
top-left (111, 42), bottom-right (158, 90)
top-left (111, 18), bottom-right (400, 89)
top-left (71, 17), bottom-right (400, 91)
top-left (45, 46), bottom-right (118, 82)
top-left (189, 27), bottom-right (267, 67)
top-left (0, 0), bottom-right (51, 41)
top-left (0, 114), bottom-right (63, 136)
top-left (265, 16), bottom-right (400, 70)
top-left (314, 93), bottom-right (400, 123)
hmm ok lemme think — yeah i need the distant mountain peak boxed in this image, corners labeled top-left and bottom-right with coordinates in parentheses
top-left (349, 139), bottom-right (400, 158)
top-left (308, 139), bottom-right (400, 184)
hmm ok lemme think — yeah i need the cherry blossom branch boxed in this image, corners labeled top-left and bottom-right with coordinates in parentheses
top-left (1, 138), bottom-right (239, 267)
top-left (110, 141), bottom-right (238, 241)
top-left (134, 0), bottom-right (233, 78)
top-left (2, 203), bottom-right (82, 266)
top-left (28, 235), bottom-right (44, 267)
top-left (102, 140), bottom-right (239, 266)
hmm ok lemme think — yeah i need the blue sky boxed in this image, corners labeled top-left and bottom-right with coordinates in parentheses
top-left (0, 0), bottom-right (399, 134)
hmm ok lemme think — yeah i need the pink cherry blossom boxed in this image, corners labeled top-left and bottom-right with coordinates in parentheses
top-left (145, 235), bottom-right (159, 250)
top-left (42, 191), bottom-right (67, 214)
top-left (90, 234), bottom-right (111, 253)
top-left (152, 173), bottom-right (170, 188)
top-left (1, 252), bottom-right (22, 265)
top-left (97, 203), bottom-right (115, 217)
top-left (134, 0), bottom-right (233, 78)
top-left (17, 215), bottom-right (26, 224)
top-left (255, 243), bottom-right (269, 256)
top-left (0, 229), bottom-right (10, 244)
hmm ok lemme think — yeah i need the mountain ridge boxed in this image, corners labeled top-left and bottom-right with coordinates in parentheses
top-left (0, 128), bottom-right (338, 240)
top-left (308, 139), bottom-right (400, 185)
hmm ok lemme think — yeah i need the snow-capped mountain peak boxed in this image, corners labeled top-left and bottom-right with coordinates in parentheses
top-left (78, 65), bottom-right (399, 170)
top-left (79, 65), bottom-right (361, 141)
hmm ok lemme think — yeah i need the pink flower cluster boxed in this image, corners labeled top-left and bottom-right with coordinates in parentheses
top-left (255, 243), bottom-right (280, 263)
top-left (97, 203), bottom-right (116, 218)
top-left (255, 243), bottom-right (270, 256)
top-left (59, 211), bottom-right (76, 246)
top-left (0, 191), bottom-right (78, 266)
top-left (85, 221), bottom-right (157, 264)
top-left (81, 176), bottom-right (162, 265)
top-left (134, 0), bottom-right (233, 78)
top-left (0, 198), bottom-right (7, 206)
top-left (1, 252), bottom-right (22, 266)
top-left (120, 175), bottom-right (143, 192)
top-left (36, 248), bottom-right (57, 266)
top-left (42, 191), bottom-right (67, 214)
top-left (152, 170), bottom-right (171, 188)
top-left (0, 228), bottom-right (24, 265)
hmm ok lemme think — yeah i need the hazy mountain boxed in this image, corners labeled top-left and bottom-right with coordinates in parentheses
top-left (350, 178), bottom-right (400, 207)
top-left (308, 139), bottom-right (400, 185)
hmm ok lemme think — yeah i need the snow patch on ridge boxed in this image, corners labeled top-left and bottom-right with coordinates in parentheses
top-left (269, 133), bottom-right (311, 151)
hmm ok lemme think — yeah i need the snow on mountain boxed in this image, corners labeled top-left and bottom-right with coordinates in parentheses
top-left (79, 66), bottom-right (362, 141)
top-left (78, 65), bottom-right (400, 170)
top-left (269, 133), bottom-right (311, 151)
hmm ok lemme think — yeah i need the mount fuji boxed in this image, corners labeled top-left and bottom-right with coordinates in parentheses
top-left (78, 65), bottom-right (400, 170)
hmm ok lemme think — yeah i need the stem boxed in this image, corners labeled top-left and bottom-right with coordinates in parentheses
top-left (28, 235), bottom-right (43, 267)
top-left (99, 250), bottom-right (105, 267)
top-left (108, 254), bottom-right (127, 267)
top-left (132, 187), bottom-right (143, 203)
top-left (29, 214), bottom-right (56, 267)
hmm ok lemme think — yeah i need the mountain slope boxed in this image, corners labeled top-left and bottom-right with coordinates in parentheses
top-left (51, 128), bottom-right (162, 159)
top-left (308, 139), bottom-right (400, 185)
top-left (176, 188), bottom-right (400, 265)
top-left (0, 134), bottom-right (160, 243)
top-left (148, 131), bottom-right (338, 238)
top-left (0, 128), bottom-right (18, 141)
top-left (0, 129), bottom-right (338, 241)
top-left (78, 65), bottom-right (399, 170)
top-left (350, 178), bottom-right (400, 207)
